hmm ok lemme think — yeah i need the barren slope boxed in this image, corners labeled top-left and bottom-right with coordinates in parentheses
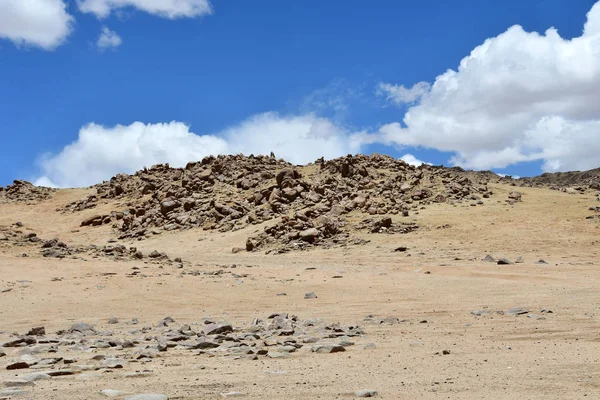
top-left (1, 159), bottom-right (599, 399)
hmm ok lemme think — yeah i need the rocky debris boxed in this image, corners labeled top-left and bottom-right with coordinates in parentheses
top-left (515, 168), bottom-right (600, 191)
top-left (312, 344), bottom-right (345, 354)
top-left (483, 255), bottom-right (495, 263)
top-left (497, 258), bottom-right (513, 265)
top-left (507, 191), bottom-right (522, 203)
top-left (1, 314), bottom-right (366, 376)
top-left (66, 154), bottom-right (492, 251)
top-left (304, 292), bottom-right (318, 299)
top-left (354, 217), bottom-right (418, 234)
top-left (0, 226), bottom-right (181, 266)
top-left (60, 195), bottom-right (99, 213)
top-left (0, 180), bottom-right (55, 204)
top-left (26, 327), bottom-right (45, 336)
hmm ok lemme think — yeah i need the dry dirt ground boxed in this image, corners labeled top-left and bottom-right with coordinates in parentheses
top-left (1, 183), bottom-right (599, 399)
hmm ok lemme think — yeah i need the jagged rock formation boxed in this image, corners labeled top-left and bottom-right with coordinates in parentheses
top-left (64, 153), bottom-right (494, 251)
top-left (0, 180), bottom-right (55, 203)
top-left (515, 168), bottom-right (600, 191)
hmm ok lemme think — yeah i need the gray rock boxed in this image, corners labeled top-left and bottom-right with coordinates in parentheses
top-left (535, 259), bottom-right (549, 265)
top-left (19, 373), bottom-right (51, 383)
top-left (471, 310), bottom-right (491, 316)
top-left (125, 395), bottom-right (168, 400)
top-left (266, 351), bottom-right (290, 359)
top-left (107, 317), bottom-right (119, 324)
top-left (203, 324), bottom-right (233, 335)
top-left (515, 256), bottom-right (524, 263)
top-left (312, 344), bottom-right (346, 354)
top-left (507, 307), bottom-right (529, 315)
top-left (2, 337), bottom-right (36, 347)
top-left (4, 379), bottom-right (35, 387)
top-left (304, 292), bottom-right (317, 299)
top-left (299, 228), bottom-right (319, 243)
top-left (101, 389), bottom-right (126, 397)
top-left (102, 358), bottom-right (126, 369)
top-left (26, 327), bottom-right (45, 336)
top-left (0, 388), bottom-right (27, 397)
top-left (483, 255), bottom-right (495, 263)
top-left (497, 258), bottom-right (513, 265)
top-left (220, 392), bottom-right (245, 398)
top-left (70, 322), bottom-right (96, 335)
top-left (356, 389), bottom-right (378, 398)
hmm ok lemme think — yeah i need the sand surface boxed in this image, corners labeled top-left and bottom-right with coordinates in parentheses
top-left (1, 183), bottom-right (599, 399)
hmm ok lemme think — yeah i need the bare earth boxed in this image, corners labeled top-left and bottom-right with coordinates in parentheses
top-left (1, 183), bottom-right (599, 399)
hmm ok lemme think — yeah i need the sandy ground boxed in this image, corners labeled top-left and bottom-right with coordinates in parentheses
top-left (1, 184), bottom-right (599, 399)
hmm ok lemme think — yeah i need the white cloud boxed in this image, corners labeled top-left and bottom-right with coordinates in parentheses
top-left (35, 113), bottom-right (364, 188)
top-left (0, 0), bottom-right (73, 50)
top-left (96, 26), bottom-right (122, 51)
top-left (374, 1), bottom-right (600, 172)
top-left (378, 82), bottom-right (431, 105)
top-left (76, 0), bottom-right (213, 19)
top-left (399, 154), bottom-right (431, 167)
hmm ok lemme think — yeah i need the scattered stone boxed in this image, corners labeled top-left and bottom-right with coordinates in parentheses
top-left (19, 373), bottom-right (51, 383)
top-left (101, 389), bottom-right (127, 398)
top-left (535, 259), bottom-right (549, 265)
top-left (508, 192), bottom-right (522, 201)
top-left (304, 292), bottom-right (318, 299)
top-left (221, 392), bottom-right (246, 398)
top-left (3, 379), bottom-right (35, 387)
top-left (356, 390), bottom-right (378, 398)
top-left (203, 324), bottom-right (233, 335)
top-left (69, 322), bottom-right (96, 335)
top-left (515, 256), bottom-right (524, 263)
top-left (507, 307), bottom-right (529, 316)
top-left (312, 344), bottom-right (346, 354)
top-left (26, 327), bottom-right (45, 336)
top-left (497, 258), bottom-right (513, 265)
top-left (483, 255), bottom-right (495, 263)
top-left (6, 362), bottom-right (29, 370)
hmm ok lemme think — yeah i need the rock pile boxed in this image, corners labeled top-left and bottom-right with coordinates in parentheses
top-left (68, 153), bottom-right (493, 251)
top-left (1, 314), bottom-right (366, 389)
top-left (0, 180), bottom-right (55, 203)
top-left (515, 167), bottom-right (600, 192)
top-left (0, 225), bottom-right (180, 265)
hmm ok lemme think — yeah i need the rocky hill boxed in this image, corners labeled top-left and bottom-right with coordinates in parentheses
top-left (516, 168), bottom-right (600, 190)
top-left (57, 154), bottom-right (495, 253)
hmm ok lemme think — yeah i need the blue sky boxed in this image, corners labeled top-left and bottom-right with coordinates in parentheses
top-left (1, 0), bottom-right (599, 187)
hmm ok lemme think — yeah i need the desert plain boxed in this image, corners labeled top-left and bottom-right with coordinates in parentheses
top-left (0, 154), bottom-right (599, 399)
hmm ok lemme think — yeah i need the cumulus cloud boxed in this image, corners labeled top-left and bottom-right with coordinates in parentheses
top-left (378, 82), bottom-right (431, 105)
top-left (96, 26), bottom-right (122, 51)
top-left (0, 0), bottom-right (73, 50)
top-left (399, 154), bottom-right (431, 167)
top-left (375, 1), bottom-right (600, 172)
top-left (35, 113), bottom-right (363, 188)
top-left (76, 0), bottom-right (213, 19)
